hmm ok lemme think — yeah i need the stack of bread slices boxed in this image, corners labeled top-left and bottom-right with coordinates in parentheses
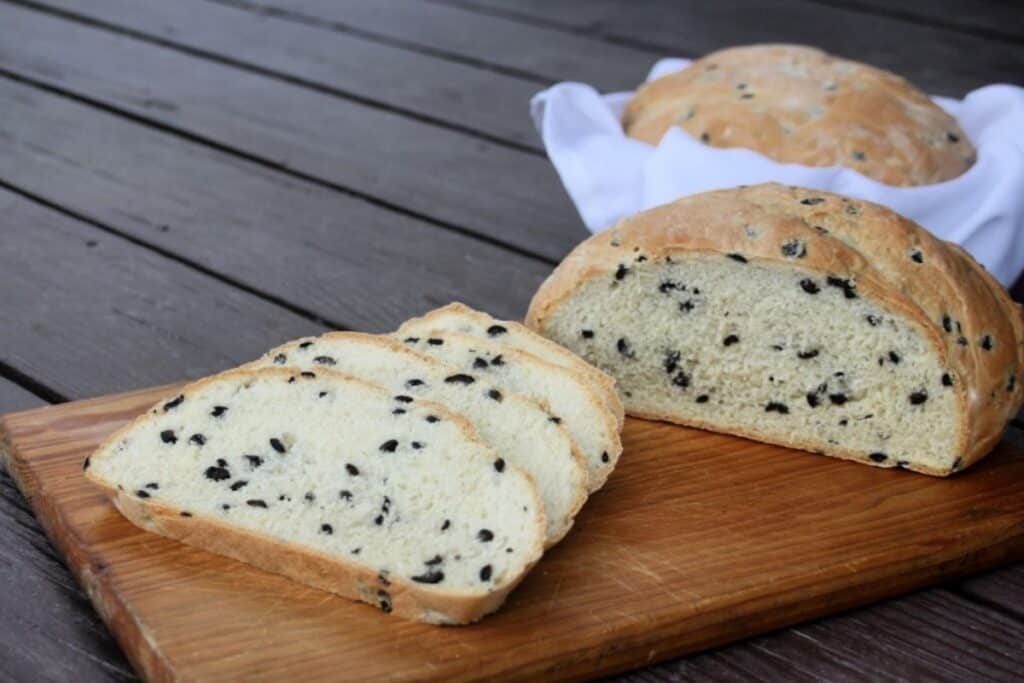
top-left (84, 303), bottom-right (622, 625)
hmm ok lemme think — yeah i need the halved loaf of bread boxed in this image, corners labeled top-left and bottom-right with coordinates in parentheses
top-left (85, 368), bottom-right (545, 624)
top-left (397, 332), bottom-right (623, 491)
top-left (245, 332), bottom-right (588, 546)
top-left (527, 183), bottom-right (1024, 475)
top-left (397, 303), bottom-right (625, 429)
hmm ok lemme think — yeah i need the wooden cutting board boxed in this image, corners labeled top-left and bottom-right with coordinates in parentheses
top-left (2, 384), bottom-right (1023, 682)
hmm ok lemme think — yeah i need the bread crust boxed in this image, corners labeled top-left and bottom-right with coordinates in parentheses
top-left (397, 303), bottom-right (626, 430)
top-left (527, 184), bottom-right (1024, 474)
top-left (623, 44), bottom-right (975, 186)
top-left (247, 331), bottom-right (589, 548)
top-left (85, 367), bottom-right (546, 624)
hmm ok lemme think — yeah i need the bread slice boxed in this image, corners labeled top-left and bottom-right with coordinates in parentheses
top-left (245, 332), bottom-right (588, 546)
top-left (396, 332), bottom-right (622, 491)
top-left (527, 183), bottom-right (1024, 476)
top-left (397, 303), bottom-right (625, 429)
top-left (84, 368), bottom-right (545, 624)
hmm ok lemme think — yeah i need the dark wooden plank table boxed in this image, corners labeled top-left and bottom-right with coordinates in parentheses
top-left (1, 0), bottom-right (1021, 679)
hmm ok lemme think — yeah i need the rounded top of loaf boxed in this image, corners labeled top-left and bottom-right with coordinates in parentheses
top-left (623, 44), bottom-right (975, 186)
top-left (527, 183), bottom-right (1024, 470)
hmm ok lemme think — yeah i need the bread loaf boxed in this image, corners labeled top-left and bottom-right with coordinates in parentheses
top-left (85, 368), bottom-right (545, 624)
top-left (245, 332), bottom-right (588, 546)
top-left (527, 183), bottom-right (1024, 475)
top-left (623, 45), bottom-right (975, 186)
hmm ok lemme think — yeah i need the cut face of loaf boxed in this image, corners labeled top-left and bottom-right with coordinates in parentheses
top-left (85, 369), bottom-right (545, 624)
top-left (245, 332), bottom-right (587, 546)
top-left (527, 184), bottom-right (1024, 475)
top-left (536, 255), bottom-right (964, 471)
top-left (397, 332), bottom-right (623, 491)
top-left (397, 303), bottom-right (625, 429)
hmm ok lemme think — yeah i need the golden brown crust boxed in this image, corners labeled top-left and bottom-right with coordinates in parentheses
top-left (623, 45), bottom-right (975, 186)
top-left (527, 183), bottom-right (1024, 474)
top-left (85, 367), bottom-right (546, 624)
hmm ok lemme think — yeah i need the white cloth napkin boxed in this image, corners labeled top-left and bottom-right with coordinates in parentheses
top-left (531, 58), bottom-right (1024, 287)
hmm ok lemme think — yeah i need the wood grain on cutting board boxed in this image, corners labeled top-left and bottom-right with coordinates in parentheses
top-left (2, 384), bottom-right (1023, 682)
